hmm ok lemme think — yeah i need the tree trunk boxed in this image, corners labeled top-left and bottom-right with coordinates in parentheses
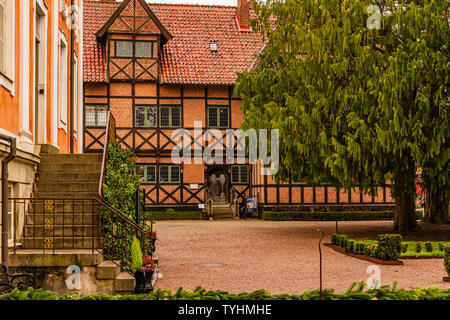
top-left (393, 194), bottom-right (419, 231)
top-left (392, 166), bottom-right (419, 232)
top-left (424, 187), bottom-right (449, 224)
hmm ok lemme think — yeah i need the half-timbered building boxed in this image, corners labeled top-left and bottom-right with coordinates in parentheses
top-left (83, 0), bottom-right (394, 214)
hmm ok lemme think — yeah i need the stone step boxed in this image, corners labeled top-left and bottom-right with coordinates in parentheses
top-left (9, 249), bottom-right (104, 267)
top-left (26, 213), bottom-right (100, 225)
top-left (96, 260), bottom-right (121, 280)
top-left (23, 237), bottom-right (102, 249)
top-left (36, 172), bottom-right (100, 183)
top-left (35, 182), bottom-right (99, 192)
top-left (114, 272), bottom-right (135, 294)
top-left (25, 225), bottom-right (100, 237)
top-left (38, 162), bottom-right (102, 173)
top-left (32, 191), bottom-right (99, 198)
top-left (40, 153), bottom-right (102, 164)
top-left (27, 202), bottom-right (102, 215)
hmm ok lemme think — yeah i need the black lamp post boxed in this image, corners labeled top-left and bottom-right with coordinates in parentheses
top-left (316, 229), bottom-right (325, 300)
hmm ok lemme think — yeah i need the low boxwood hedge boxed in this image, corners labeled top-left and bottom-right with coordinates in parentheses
top-left (332, 234), bottom-right (449, 260)
top-left (445, 244), bottom-right (450, 276)
top-left (0, 282), bottom-right (448, 300)
top-left (263, 211), bottom-right (422, 221)
top-left (146, 211), bottom-right (208, 220)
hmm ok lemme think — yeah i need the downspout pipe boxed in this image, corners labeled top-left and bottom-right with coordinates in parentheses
top-left (0, 133), bottom-right (16, 266)
top-left (69, 0), bottom-right (75, 154)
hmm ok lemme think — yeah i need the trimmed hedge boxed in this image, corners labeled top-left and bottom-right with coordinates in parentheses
top-left (263, 211), bottom-right (423, 221)
top-left (147, 211), bottom-right (207, 221)
top-left (445, 244), bottom-right (450, 276)
top-left (0, 282), bottom-right (449, 300)
top-left (377, 234), bottom-right (402, 261)
top-left (332, 234), bottom-right (449, 259)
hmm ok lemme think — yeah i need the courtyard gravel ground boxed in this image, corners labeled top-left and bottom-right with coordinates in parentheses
top-left (153, 220), bottom-right (450, 294)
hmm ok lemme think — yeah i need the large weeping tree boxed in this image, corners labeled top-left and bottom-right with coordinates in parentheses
top-left (236, 0), bottom-right (449, 231)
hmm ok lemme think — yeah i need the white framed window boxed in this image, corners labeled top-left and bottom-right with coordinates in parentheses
top-left (59, 32), bottom-right (68, 130)
top-left (72, 54), bottom-right (78, 137)
top-left (0, 0), bottom-right (14, 92)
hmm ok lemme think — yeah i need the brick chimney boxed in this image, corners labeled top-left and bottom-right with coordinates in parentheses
top-left (236, 0), bottom-right (251, 31)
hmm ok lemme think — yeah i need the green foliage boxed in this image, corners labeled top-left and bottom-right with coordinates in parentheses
top-left (331, 233), bottom-right (339, 245)
top-left (262, 211), bottom-right (414, 221)
top-left (376, 234), bottom-right (402, 261)
top-left (103, 141), bottom-right (140, 218)
top-left (346, 240), bottom-right (355, 254)
top-left (425, 242), bottom-right (433, 252)
top-left (416, 242), bottom-right (423, 253)
top-left (401, 243), bottom-right (408, 254)
top-left (130, 235), bottom-right (143, 272)
top-left (147, 211), bottom-right (207, 221)
top-left (236, 0), bottom-right (449, 230)
top-left (166, 208), bottom-right (176, 214)
top-left (1, 283), bottom-right (449, 300)
top-left (444, 244), bottom-right (450, 276)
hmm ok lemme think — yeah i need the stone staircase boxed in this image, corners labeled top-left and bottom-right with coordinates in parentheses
top-left (22, 152), bottom-right (103, 249)
top-left (210, 203), bottom-right (235, 220)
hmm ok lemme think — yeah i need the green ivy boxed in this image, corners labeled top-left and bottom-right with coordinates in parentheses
top-left (103, 141), bottom-right (140, 219)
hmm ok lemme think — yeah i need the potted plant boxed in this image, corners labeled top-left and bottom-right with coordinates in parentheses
top-left (131, 236), bottom-right (156, 294)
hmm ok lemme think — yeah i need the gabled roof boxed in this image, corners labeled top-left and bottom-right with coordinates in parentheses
top-left (95, 0), bottom-right (172, 42)
top-left (83, 0), bottom-right (264, 85)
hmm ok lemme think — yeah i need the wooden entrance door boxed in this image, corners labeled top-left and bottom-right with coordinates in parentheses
top-left (207, 167), bottom-right (229, 203)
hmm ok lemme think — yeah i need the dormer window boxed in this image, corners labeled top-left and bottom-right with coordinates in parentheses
top-left (115, 40), bottom-right (132, 57)
top-left (135, 41), bottom-right (153, 58)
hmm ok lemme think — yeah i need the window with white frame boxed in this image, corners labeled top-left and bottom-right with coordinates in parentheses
top-left (85, 105), bottom-right (108, 127)
top-left (59, 34), bottom-right (68, 128)
top-left (72, 54), bottom-right (78, 135)
top-left (0, 0), bottom-right (14, 86)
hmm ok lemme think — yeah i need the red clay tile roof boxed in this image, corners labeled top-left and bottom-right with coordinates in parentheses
top-left (83, 0), bottom-right (264, 85)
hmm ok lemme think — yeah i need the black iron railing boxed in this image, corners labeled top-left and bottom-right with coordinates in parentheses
top-left (11, 197), bottom-right (155, 273)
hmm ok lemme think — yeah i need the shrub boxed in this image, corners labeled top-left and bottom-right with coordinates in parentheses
top-left (355, 242), bottom-right (365, 255)
top-left (340, 235), bottom-right (348, 249)
top-left (425, 242), bottom-right (433, 252)
top-left (416, 242), bottom-right (423, 253)
top-left (363, 244), bottom-right (373, 255)
top-left (370, 244), bottom-right (379, 257)
top-left (401, 243), bottom-right (408, 253)
top-left (331, 233), bottom-right (339, 245)
top-left (103, 141), bottom-right (140, 218)
top-left (166, 208), bottom-right (176, 214)
top-left (376, 234), bottom-right (402, 261)
top-left (130, 236), bottom-right (143, 272)
top-left (444, 244), bottom-right (450, 277)
top-left (346, 240), bottom-right (355, 253)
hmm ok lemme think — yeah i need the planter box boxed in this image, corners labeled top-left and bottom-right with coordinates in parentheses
top-left (400, 256), bottom-right (443, 259)
top-left (324, 243), bottom-right (403, 265)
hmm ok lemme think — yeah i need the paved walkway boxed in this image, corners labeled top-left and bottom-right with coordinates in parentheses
top-left (154, 220), bottom-right (450, 294)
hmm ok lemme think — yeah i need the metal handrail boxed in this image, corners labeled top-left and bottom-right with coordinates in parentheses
top-left (11, 196), bottom-right (153, 273)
